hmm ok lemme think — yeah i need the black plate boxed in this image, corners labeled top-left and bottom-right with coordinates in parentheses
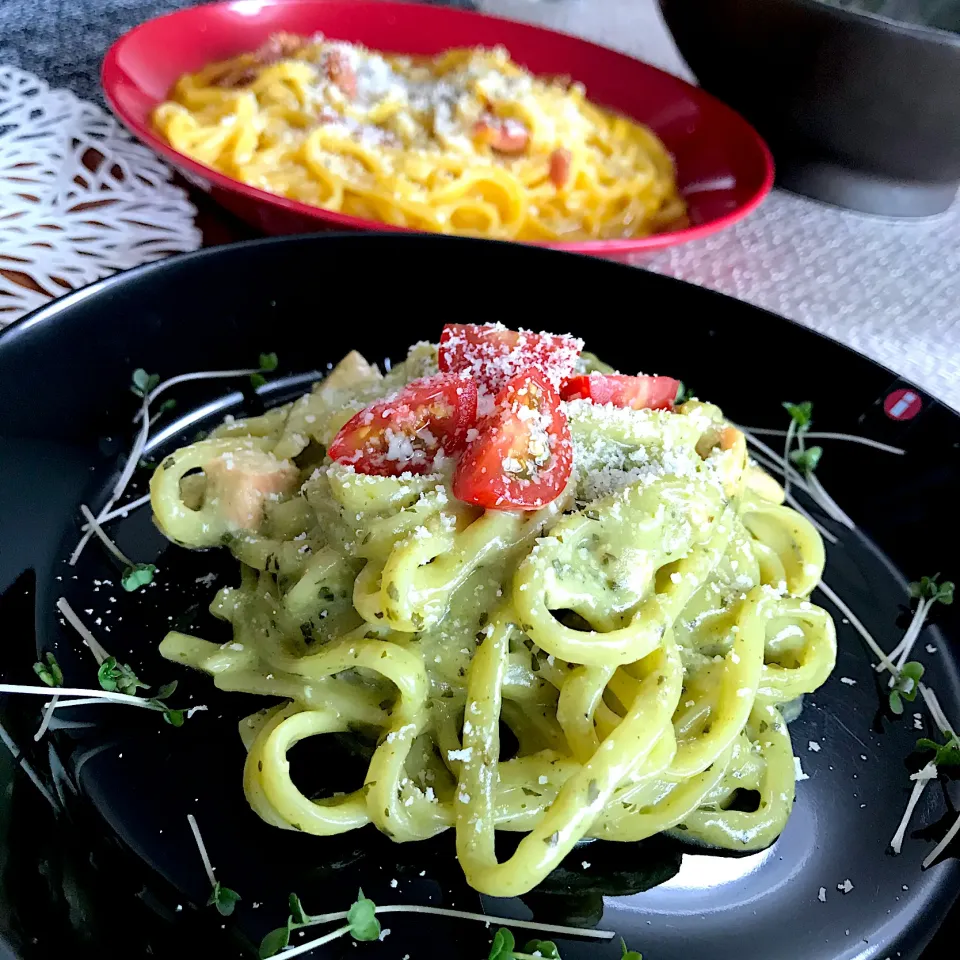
top-left (1, 234), bottom-right (959, 960)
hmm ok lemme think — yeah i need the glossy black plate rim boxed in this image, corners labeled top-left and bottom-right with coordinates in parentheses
top-left (1, 233), bottom-right (959, 960)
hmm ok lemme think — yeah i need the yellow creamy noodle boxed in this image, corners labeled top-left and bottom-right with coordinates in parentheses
top-left (152, 40), bottom-right (685, 241)
top-left (150, 339), bottom-right (835, 897)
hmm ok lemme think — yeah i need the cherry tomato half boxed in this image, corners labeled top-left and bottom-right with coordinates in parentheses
top-left (560, 374), bottom-right (680, 411)
top-left (438, 323), bottom-right (583, 394)
top-left (329, 373), bottom-right (478, 476)
top-left (453, 368), bottom-right (572, 510)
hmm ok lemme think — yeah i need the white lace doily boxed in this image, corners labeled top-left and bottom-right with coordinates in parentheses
top-left (0, 65), bottom-right (201, 326)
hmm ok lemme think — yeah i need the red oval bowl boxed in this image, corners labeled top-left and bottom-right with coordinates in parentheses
top-left (101, 0), bottom-right (774, 255)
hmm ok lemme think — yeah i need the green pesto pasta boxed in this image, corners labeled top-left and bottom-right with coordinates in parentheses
top-left (150, 336), bottom-right (835, 897)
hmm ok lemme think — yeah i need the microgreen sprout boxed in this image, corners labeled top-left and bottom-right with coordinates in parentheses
top-left (621, 939), bottom-right (644, 960)
top-left (208, 882), bottom-right (242, 917)
top-left (250, 352), bottom-right (279, 389)
top-left (788, 445), bottom-right (823, 475)
top-left (889, 661), bottom-right (924, 715)
top-left (97, 656), bottom-right (149, 696)
top-left (910, 575), bottom-right (955, 606)
top-left (33, 653), bottom-right (63, 688)
top-left (258, 891), bottom-right (614, 959)
top-left (122, 562), bottom-right (157, 592)
top-left (527, 940), bottom-right (562, 960)
top-left (780, 401), bottom-right (813, 503)
top-left (131, 368), bottom-right (160, 398)
top-left (77, 505), bottom-right (157, 592)
top-left (148, 397), bottom-right (178, 427)
top-left (4, 601), bottom-right (202, 735)
top-left (346, 889), bottom-right (381, 941)
top-left (32, 652), bottom-right (64, 740)
top-left (487, 930), bottom-right (564, 960)
top-left (782, 401), bottom-right (813, 431)
top-left (187, 814), bottom-right (241, 916)
top-left (916, 733), bottom-right (960, 767)
top-left (260, 889), bottom-right (378, 958)
top-left (674, 381), bottom-right (694, 405)
top-left (741, 402), bottom-right (856, 532)
top-left (883, 575), bottom-right (954, 679)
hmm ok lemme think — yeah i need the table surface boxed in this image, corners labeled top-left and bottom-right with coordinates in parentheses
top-left (2, 0), bottom-right (958, 410)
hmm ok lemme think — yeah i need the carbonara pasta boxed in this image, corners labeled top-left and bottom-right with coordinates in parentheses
top-left (152, 35), bottom-right (686, 241)
top-left (150, 325), bottom-right (835, 897)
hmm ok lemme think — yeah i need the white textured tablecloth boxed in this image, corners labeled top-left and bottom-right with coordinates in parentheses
top-left (481, 0), bottom-right (960, 411)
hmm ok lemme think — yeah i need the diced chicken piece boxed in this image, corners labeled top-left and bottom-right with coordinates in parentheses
top-left (473, 115), bottom-right (530, 154)
top-left (203, 449), bottom-right (298, 530)
top-left (313, 350), bottom-right (381, 396)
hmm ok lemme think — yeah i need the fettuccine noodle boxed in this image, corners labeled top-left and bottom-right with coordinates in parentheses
top-left (151, 339), bottom-right (835, 896)
top-left (152, 36), bottom-right (686, 241)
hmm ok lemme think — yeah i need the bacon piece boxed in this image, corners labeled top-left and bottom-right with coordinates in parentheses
top-left (473, 115), bottom-right (530, 154)
top-left (549, 148), bottom-right (572, 188)
top-left (326, 50), bottom-right (357, 99)
top-left (212, 65), bottom-right (258, 89)
top-left (253, 32), bottom-right (306, 65)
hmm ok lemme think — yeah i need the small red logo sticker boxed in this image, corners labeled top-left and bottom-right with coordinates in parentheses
top-left (884, 388), bottom-right (922, 421)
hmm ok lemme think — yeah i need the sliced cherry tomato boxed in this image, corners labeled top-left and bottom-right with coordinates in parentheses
top-left (329, 373), bottom-right (477, 476)
top-left (453, 368), bottom-right (572, 510)
top-left (438, 324), bottom-right (583, 396)
top-left (560, 374), bottom-right (680, 411)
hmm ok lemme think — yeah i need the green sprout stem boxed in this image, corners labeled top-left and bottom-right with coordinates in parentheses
top-left (814, 581), bottom-right (898, 674)
top-left (890, 761), bottom-right (938, 853)
top-left (133, 358), bottom-right (278, 425)
top-left (55, 597), bottom-right (110, 664)
top-left (781, 416), bottom-right (798, 503)
top-left (188, 815), bottom-right (240, 915)
top-left (91, 493), bottom-right (152, 526)
top-left (727, 427), bottom-right (905, 455)
top-left (79, 504), bottom-right (136, 568)
top-left (0, 684), bottom-right (175, 710)
top-left (280, 904), bottom-right (613, 940)
top-left (278, 926), bottom-right (353, 960)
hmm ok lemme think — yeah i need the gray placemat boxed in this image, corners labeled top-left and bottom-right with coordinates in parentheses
top-left (0, 0), bottom-right (475, 105)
